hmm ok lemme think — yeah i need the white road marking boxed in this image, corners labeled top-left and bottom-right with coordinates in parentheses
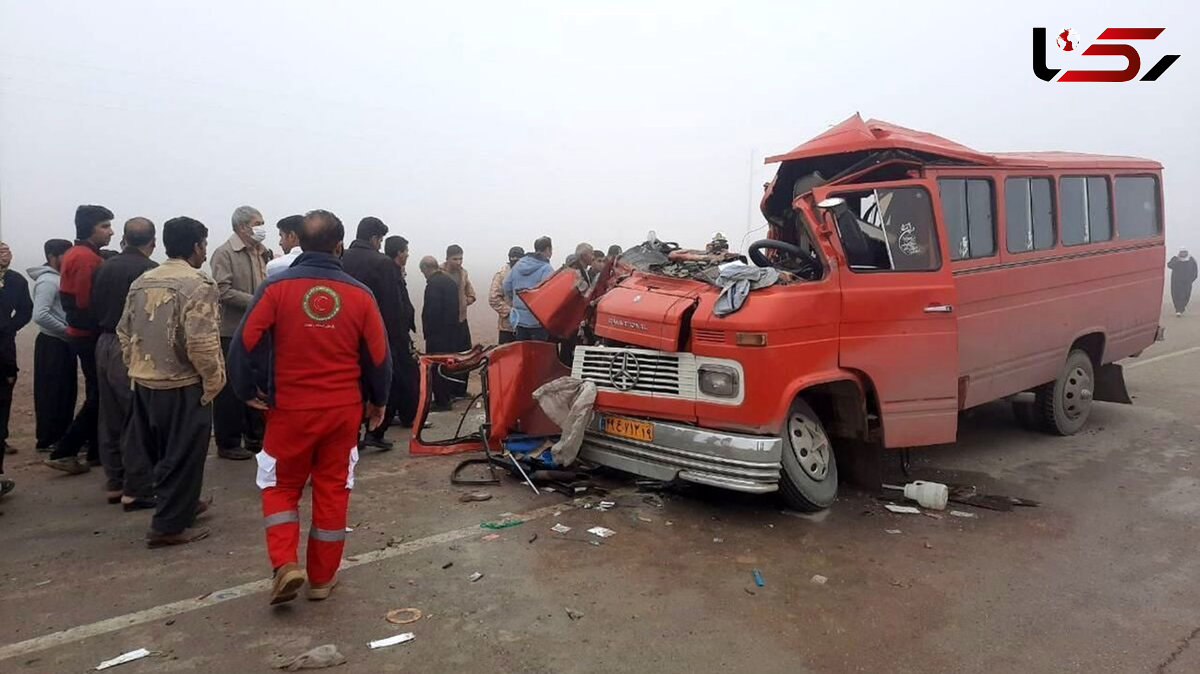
top-left (1126, 346), bottom-right (1200, 370)
top-left (0, 499), bottom-right (574, 662)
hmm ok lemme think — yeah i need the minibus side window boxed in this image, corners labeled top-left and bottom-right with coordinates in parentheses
top-left (1005, 177), bottom-right (1056, 253)
top-left (1114, 176), bottom-right (1161, 239)
top-left (1061, 176), bottom-right (1112, 245)
top-left (832, 187), bottom-right (940, 272)
top-left (938, 178), bottom-right (995, 260)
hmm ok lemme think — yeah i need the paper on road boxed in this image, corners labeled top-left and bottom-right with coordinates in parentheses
top-left (96, 648), bottom-right (151, 670)
top-left (368, 633), bottom-right (415, 650)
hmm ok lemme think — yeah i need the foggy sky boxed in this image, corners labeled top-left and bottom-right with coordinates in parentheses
top-left (2, 1), bottom-right (1197, 313)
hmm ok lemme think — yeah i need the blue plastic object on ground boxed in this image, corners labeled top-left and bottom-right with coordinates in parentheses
top-left (752, 569), bottom-right (765, 587)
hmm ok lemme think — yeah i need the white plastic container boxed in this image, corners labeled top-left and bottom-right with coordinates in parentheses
top-left (903, 481), bottom-right (949, 510)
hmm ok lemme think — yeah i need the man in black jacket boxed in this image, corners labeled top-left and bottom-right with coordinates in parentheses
top-left (340, 216), bottom-right (405, 450)
top-left (0, 241), bottom-right (32, 496)
top-left (385, 235), bottom-right (419, 427)
top-left (419, 255), bottom-right (460, 411)
top-left (91, 218), bottom-right (158, 507)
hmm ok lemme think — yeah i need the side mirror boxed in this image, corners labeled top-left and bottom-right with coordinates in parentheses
top-left (817, 197), bottom-right (846, 210)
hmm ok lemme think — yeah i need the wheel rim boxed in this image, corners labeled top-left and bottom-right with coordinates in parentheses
top-left (1062, 366), bottom-right (1093, 420)
top-left (788, 411), bottom-right (831, 481)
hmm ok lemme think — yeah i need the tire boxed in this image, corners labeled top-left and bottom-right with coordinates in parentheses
top-left (1034, 349), bottom-right (1095, 436)
top-left (779, 399), bottom-right (838, 511)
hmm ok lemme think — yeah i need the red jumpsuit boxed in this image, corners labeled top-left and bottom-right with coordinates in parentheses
top-left (227, 253), bottom-right (392, 585)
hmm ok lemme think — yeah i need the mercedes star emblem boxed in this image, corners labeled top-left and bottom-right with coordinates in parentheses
top-left (608, 351), bottom-right (641, 391)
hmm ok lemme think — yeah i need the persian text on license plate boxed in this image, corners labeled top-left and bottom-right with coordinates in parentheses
top-left (602, 416), bottom-right (654, 442)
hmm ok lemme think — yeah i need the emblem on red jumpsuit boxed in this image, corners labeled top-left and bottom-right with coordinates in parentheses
top-left (303, 285), bottom-right (342, 322)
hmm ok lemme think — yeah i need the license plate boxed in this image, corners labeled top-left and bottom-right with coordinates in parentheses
top-left (602, 415), bottom-right (654, 443)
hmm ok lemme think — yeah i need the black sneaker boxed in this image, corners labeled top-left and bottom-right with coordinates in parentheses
top-left (360, 436), bottom-right (394, 452)
top-left (218, 446), bottom-right (254, 461)
top-left (123, 496), bottom-right (157, 511)
top-left (44, 457), bottom-right (90, 475)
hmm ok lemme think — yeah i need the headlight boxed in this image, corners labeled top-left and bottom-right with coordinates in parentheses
top-left (698, 365), bottom-right (739, 398)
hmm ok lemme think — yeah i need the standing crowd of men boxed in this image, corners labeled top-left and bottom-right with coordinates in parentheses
top-left (0, 204), bottom-right (618, 605)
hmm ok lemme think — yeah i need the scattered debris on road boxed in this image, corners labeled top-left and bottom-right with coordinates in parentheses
top-left (551, 523), bottom-right (572, 534)
top-left (459, 491), bottom-right (493, 503)
top-left (811, 574), bottom-right (828, 585)
top-left (271, 644), bottom-right (346, 671)
top-left (752, 569), bottom-right (765, 587)
top-left (949, 510), bottom-right (978, 519)
top-left (481, 534), bottom-right (500, 541)
top-left (96, 648), bottom-right (153, 670)
top-left (565, 607), bottom-right (585, 621)
top-left (468, 572), bottom-right (484, 582)
top-left (885, 529), bottom-right (902, 535)
top-left (480, 519), bottom-right (524, 530)
top-left (441, 562), bottom-right (453, 570)
top-left (948, 484), bottom-right (1040, 511)
top-left (587, 526), bottom-right (616, 538)
top-left (368, 632), bottom-right (415, 650)
top-left (385, 607), bottom-right (423, 625)
top-left (884, 504), bottom-right (921, 515)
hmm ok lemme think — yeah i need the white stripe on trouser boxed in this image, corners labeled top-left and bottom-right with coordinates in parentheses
top-left (255, 451), bottom-right (277, 489)
top-left (346, 446), bottom-right (359, 490)
top-left (263, 511), bottom-right (299, 528)
top-left (310, 527), bottom-right (347, 542)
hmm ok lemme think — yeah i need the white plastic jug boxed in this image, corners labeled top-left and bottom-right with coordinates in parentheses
top-left (903, 481), bottom-right (948, 510)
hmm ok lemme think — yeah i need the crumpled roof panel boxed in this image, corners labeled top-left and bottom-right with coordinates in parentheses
top-left (766, 114), bottom-right (1160, 170)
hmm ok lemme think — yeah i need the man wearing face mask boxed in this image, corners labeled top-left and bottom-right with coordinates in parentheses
top-left (210, 205), bottom-right (271, 461)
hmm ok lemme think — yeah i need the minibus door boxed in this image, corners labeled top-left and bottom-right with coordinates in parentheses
top-left (814, 180), bottom-right (960, 447)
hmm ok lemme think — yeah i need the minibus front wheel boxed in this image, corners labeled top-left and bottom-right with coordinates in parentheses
top-left (1035, 349), bottom-right (1095, 436)
top-left (779, 399), bottom-right (838, 511)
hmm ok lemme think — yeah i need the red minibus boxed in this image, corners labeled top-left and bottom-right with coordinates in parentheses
top-left (416, 115), bottom-right (1166, 511)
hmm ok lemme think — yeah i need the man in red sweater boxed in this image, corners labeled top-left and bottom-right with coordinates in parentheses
top-left (227, 210), bottom-right (391, 605)
top-left (44, 205), bottom-right (115, 476)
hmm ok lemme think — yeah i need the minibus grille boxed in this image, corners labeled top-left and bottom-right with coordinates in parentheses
top-left (573, 346), bottom-right (697, 398)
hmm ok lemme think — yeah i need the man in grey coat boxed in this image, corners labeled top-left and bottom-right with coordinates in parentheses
top-left (28, 239), bottom-right (77, 451)
top-left (209, 205), bottom-right (270, 460)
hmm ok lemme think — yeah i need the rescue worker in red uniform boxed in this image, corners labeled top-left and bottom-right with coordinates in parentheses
top-left (227, 210), bottom-right (392, 605)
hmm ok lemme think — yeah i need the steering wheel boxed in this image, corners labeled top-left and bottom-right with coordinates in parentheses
top-left (748, 239), bottom-right (818, 279)
top-left (749, 239), bottom-right (802, 266)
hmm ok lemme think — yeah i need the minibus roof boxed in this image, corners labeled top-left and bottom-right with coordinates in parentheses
top-left (766, 114), bottom-right (1161, 171)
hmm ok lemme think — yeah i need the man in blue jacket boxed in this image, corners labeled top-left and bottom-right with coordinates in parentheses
top-left (502, 236), bottom-right (554, 341)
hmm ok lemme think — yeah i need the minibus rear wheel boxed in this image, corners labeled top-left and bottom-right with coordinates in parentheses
top-left (1035, 349), bottom-right (1095, 436)
top-left (779, 399), bottom-right (838, 511)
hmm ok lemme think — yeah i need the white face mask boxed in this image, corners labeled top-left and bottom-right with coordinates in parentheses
top-left (250, 225), bottom-right (267, 243)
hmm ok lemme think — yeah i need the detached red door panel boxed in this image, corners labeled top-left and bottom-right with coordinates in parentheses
top-left (817, 181), bottom-right (960, 447)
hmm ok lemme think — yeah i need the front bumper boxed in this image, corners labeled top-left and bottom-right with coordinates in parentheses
top-left (580, 416), bottom-right (782, 494)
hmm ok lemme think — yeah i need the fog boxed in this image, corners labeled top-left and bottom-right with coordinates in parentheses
top-left (2, 1), bottom-right (1197, 318)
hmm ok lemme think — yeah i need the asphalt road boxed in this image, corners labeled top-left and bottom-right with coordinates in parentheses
top-left (1, 307), bottom-right (1198, 674)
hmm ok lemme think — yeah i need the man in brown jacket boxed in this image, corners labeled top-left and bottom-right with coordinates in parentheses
top-left (441, 244), bottom-right (475, 397)
top-left (488, 246), bottom-right (523, 344)
top-left (119, 217), bottom-right (225, 547)
top-left (210, 205), bottom-right (270, 460)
